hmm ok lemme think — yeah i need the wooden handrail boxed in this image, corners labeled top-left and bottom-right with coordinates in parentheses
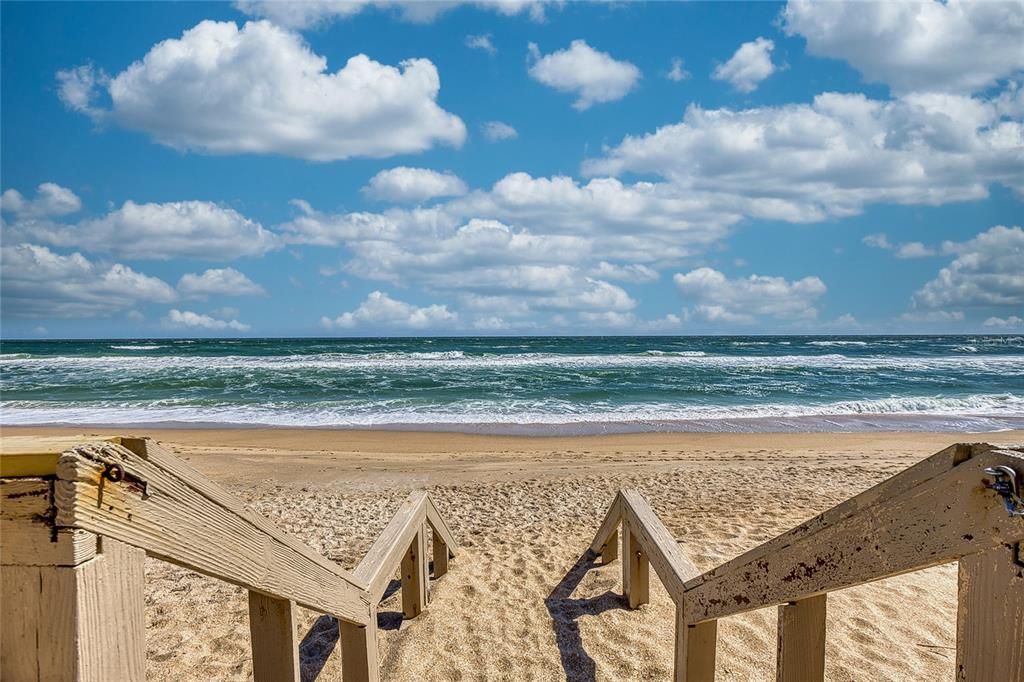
top-left (53, 439), bottom-right (374, 625)
top-left (2, 436), bottom-right (461, 682)
top-left (581, 442), bottom-right (1024, 681)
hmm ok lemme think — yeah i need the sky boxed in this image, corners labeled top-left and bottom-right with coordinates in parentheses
top-left (1, 0), bottom-right (1022, 338)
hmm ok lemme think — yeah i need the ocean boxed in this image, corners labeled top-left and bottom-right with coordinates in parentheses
top-left (1, 335), bottom-right (1022, 434)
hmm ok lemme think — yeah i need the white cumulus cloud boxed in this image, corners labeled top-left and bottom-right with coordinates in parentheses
top-left (235, 0), bottom-right (550, 28)
top-left (4, 194), bottom-right (280, 261)
top-left (912, 225), bottom-right (1024, 310)
top-left (322, 291), bottom-right (457, 330)
top-left (712, 37), bottom-right (776, 93)
top-left (363, 167), bottom-right (468, 202)
top-left (57, 20), bottom-right (466, 161)
top-left (1, 243), bottom-right (176, 318)
top-left (782, 0), bottom-right (1024, 94)
top-left (528, 40), bottom-right (641, 110)
top-left (177, 268), bottom-right (265, 299)
top-left (585, 91), bottom-right (1024, 220)
top-left (984, 315), bottom-right (1024, 328)
top-left (0, 183), bottom-right (81, 218)
top-left (465, 34), bottom-right (497, 55)
top-left (164, 309), bottom-right (251, 331)
top-left (674, 267), bottom-right (826, 322)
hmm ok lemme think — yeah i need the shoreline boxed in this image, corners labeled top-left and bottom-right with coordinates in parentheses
top-left (2, 411), bottom-right (1023, 436)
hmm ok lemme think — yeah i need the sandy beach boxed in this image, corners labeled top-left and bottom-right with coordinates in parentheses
top-left (5, 426), bottom-right (1020, 681)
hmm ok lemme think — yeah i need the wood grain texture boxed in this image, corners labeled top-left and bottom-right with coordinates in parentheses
top-left (683, 442), bottom-right (974, 592)
top-left (248, 591), bottom-right (300, 682)
top-left (432, 527), bottom-right (449, 578)
top-left (674, 606), bottom-right (717, 682)
top-left (620, 489), bottom-right (701, 600)
top-left (340, 618), bottom-right (380, 682)
top-left (956, 544), bottom-right (1024, 682)
top-left (401, 528), bottom-right (427, 619)
top-left (2, 538), bottom-right (145, 681)
top-left (54, 441), bottom-right (372, 625)
top-left (589, 494), bottom-right (621, 556)
top-left (776, 595), bottom-right (826, 682)
top-left (623, 520), bottom-right (650, 609)
top-left (684, 449), bottom-right (1024, 622)
top-left (352, 492), bottom-right (427, 602)
top-left (1, 477), bottom-right (96, 566)
top-left (425, 495), bottom-right (458, 558)
top-left (601, 528), bottom-right (619, 565)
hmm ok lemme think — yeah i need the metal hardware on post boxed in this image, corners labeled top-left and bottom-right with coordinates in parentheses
top-left (983, 465), bottom-right (1024, 517)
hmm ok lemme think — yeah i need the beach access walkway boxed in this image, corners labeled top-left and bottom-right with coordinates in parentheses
top-left (1, 436), bottom-right (1021, 680)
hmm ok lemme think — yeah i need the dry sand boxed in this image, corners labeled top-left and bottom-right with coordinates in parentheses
top-left (7, 426), bottom-right (1022, 681)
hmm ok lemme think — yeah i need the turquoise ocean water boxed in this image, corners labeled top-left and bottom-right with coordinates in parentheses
top-left (1, 336), bottom-right (1022, 433)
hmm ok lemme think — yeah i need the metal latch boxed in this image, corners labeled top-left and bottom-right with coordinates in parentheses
top-left (983, 465), bottom-right (1024, 517)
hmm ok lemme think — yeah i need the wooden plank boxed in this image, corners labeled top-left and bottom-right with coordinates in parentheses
top-left (589, 493), bottom-right (621, 556)
top-left (352, 492), bottom-right (427, 602)
top-left (956, 544), bottom-right (1024, 681)
top-left (684, 442), bottom-right (975, 591)
top-left (424, 495), bottom-right (458, 558)
top-left (71, 538), bottom-right (147, 681)
top-left (0, 435), bottom-right (118, 477)
top-left (674, 605), bottom-right (717, 682)
top-left (1, 564), bottom-right (43, 679)
top-left (684, 449), bottom-right (1024, 623)
top-left (340, 618), bottom-right (380, 682)
top-left (2, 538), bottom-right (147, 681)
top-left (432, 527), bottom-right (449, 578)
top-left (776, 595), bottom-right (826, 682)
top-left (602, 528), bottom-right (619, 564)
top-left (401, 527), bottom-right (428, 619)
top-left (249, 591), bottom-right (300, 682)
top-left (54, 441), bottom-right (372, 625)
top-left (623, 520), bottom-right (650, 609)
top-left (421, 522), bottom-right (431, 604)
top-left (1, 477), bottom-right (97, 566)
top-left (619, 489), bottom-right (701, 600)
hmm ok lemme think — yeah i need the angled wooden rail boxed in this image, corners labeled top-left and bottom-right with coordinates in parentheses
top-left (0, 436), bottom-right (458, 682)
top-left (586, 442), bottom-right (1024, 681)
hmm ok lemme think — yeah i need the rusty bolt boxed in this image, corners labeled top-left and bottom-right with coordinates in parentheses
top-left (103, 462), bottom-right (125, 483)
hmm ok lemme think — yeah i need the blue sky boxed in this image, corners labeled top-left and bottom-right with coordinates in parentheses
top-left (1, 0), bottom-right (1022, 338)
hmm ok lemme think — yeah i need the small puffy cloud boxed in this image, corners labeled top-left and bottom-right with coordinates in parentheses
top-left (863, 233), bottom-right (936, 258)
top-left (0, 183), bottom-right (81, 218)
top-left (321, 291), bottom-right (457, 330)
top-left (782, 0), bottom-right (1024, 94)
top-left (177, 268), bottom-right (265, 299)
top-left (666, 57), bottom-right (690, 82)
top-left (528, 40), bottom-right (641, 110)
top-left (164, 308), bottom-right (250, 331)
top-left (912, 225), bottom-right (1024, 309)
top-left (1, 243), bottom-right (176, 318)
top-left (58, 20), bottom-right (466, 161)
top-left (363, 167), bottom-right (468, 202)
top-left (712, 37), bottom-right (776, 93)
top-left (984, 315), bottom-right (1024, 328)
top-left (674, 267), bottom-right (826, 322)
top-left (465, 34), bottom-right (496, 55)
top-left (590, 261), bottom-right (659, 283)
top-left (8, 198), bottom-right (279, 260)
top-left (482, 121), bottom-right (518, 142)
top-left (235, 1), bottom-right (550, 28)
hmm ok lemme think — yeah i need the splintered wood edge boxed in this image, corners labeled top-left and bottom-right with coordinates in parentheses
top-left (0, 436), bottom-right (124, 477)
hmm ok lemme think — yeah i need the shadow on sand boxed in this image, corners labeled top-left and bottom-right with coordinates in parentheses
top-left (545, 551), bottom-right (628, 682)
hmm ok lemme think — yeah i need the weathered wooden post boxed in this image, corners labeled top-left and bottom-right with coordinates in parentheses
top-left (432, 527), bottom-right (449, 578)
top-left (401, 524), bottom-right (428, 619)
top-left (622, 519), bottom-right (650, 608)
top-left (340, 615), bottom-right (380, 682)
top-left (674, 607), bottom-right (717, 682)
top-left (776, 595), bottom-right (826, 682)
top-left (1, 438), bottom-right (146, 681)
top-left (956, 543), bottom-right (1024, 681)
top-left (248, 591), bottom-right (300, 682)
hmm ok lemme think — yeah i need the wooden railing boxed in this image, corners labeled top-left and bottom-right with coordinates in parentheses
top-left (586, 442), bottom-right (1024, 681)
top-left (0, 436), bottom-right (458, 682)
